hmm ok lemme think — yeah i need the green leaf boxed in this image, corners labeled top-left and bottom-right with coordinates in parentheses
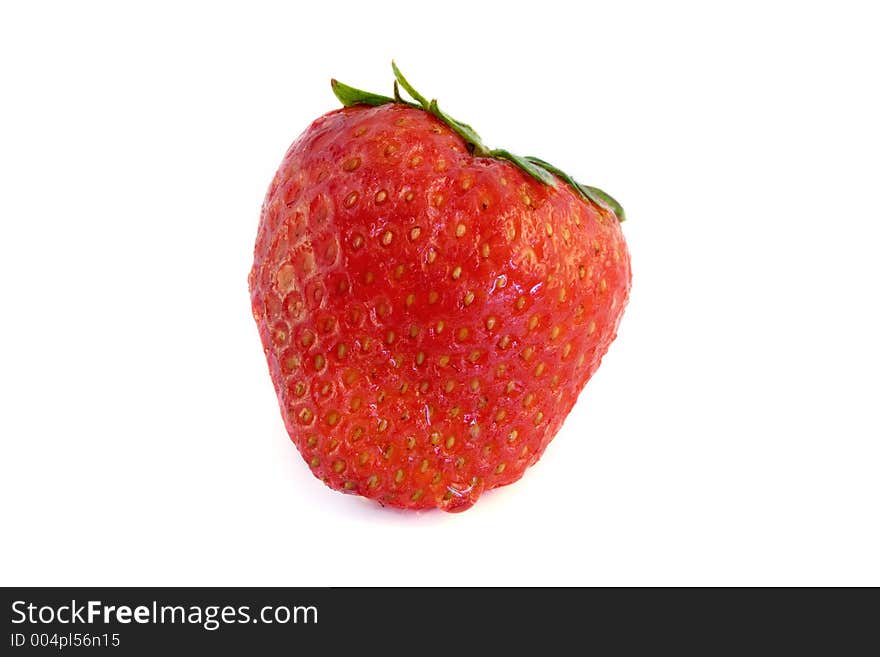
top-left (579, 185), bottom-right (627, 222)
top-left (492, 150), bottom-right (557, 186)
top-left (391, 61), bottom-right (429, 108)
top-left (428, 100), bottom-right (490, 156)
top-left (330, 79), bottom-right (394, 107)
top-left (526, 157), bottom-right (626, 222)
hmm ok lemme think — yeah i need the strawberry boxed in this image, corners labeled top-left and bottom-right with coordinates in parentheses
top-left (249, 64), bottom-right (631, 512)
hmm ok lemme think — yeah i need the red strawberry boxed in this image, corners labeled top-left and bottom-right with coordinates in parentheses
top-left (249, 64), bottom-right (631, 512)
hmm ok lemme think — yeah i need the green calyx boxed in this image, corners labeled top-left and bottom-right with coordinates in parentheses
top-left (330, 62), bottom-right (625, 222)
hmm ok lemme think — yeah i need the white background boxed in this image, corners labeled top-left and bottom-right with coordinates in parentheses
top-left (2, 1), bottom-right (878, 586)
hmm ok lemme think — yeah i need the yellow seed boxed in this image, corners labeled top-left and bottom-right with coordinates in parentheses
top-left (449, 406), bottom-right (461, 418)
top-left (351, 398), bottom-right (362, 412)
top-left (469, 350), bottom-right (481, 362)
top-left (545, 223), bottom-right (553, 236)
top-left (534, 362), bottom-right (545, 377)
top-left (399, 382), bottom-right (408, 393)
top-left (406, 436), bottom-right (416, 449)
top-left (374, 189), bottom-right (387, 203)
top-left (438, 355), bottom-right (450, 367)
top-left (470, 379), bottom-right (480, 392)
top-left (394, 264), bottom-right (405, 279)
top-left (599, 278), bottom-right (608, 293)
top-left (588, 320), bottom-right (597, 335)
top-left (508, 429), bottom-right (519, 443)
top-left (367, 474), bottom-right (379, 488)
top-left (534, 411), bottom-right (544, 425)
top-left (419, 381), bottom-right (429, 393)
top-left (343, 157), bottom-right (360, 172)
top-left (409, 325), bottom-right (419, 338)
top-left (430, 432), bottom-right (441, 446)
top-left (436, 320), bottom-right (445, 333)
top-left (550, 326), bottom-right (560, 340)
top-left (416, 351), bottom-right (425, 366)
top-left (343, 481), bottom-right (355, 490)
top-left (410, 156), bottom-right (422, 166)
top-left (427, 249), bottom-right (437, 264)
top-left (405, 191), bottom-right (414, 202)
top-left (455, 456), bottom-right (465, 468)
top-left (310, 457), bottom-right (320, 467)
top-left (354, 126), bottom-right (366, 137)
top-left (306, 435), bottom-right (318, 447)
top-left (428, 291), bottom-right (439, 304)
top-left (481, 243), bottom-right (490, 258)
top-left (506, 381), bottom-right (516, 394)
top-left (386, 330), bottom-right (395, 344)
top-left (365, 272), bottom-right (374, 284)
top-left (457, 327), bottom-right (469, 341)
top-left (314, 354), bottom-right (325, 370)
top-left (421, 459), bottom-right (430, 472)
top-left (381, 230), bottom-right (393, 246)
top-left (344, 191), bottom-right (358, 207)
top-left (406, 293), bottom-right (415, 307)
top-left (445, 436), bottom-right (455, 449)
top-left (463, 291), bottom-right (475, 306)
top-left (495, 463), bottom-right (506, 475)
top-left (485, 316), bottom-right (497, 330)
top-left (558, 289), bottom-right (567, 303)
top-left (456, 224), bottom-right (466, 237)
top-left (445, 380), bottom-right (455, 393)
top-left (499, 335), bottom-right (511, 349)
top-left (394, 469), bottom-right (405, 483)
top-left (495, 409), bottom-right (506, 421)
top-left (496, 275), bottom-right (508, 288)
top-left (529, 315), bottom-right (539, 330)
top-left (452, 266), bottom-right (462, 280)
top-left (327, 411), bottom-right (340, 426)
top-left (359, 452), bottom-right (369, 467)
top-left (469, 424), bottom-right (480, 438)
top-left (411, 490), bottom-right (423, 501)
top-left (563, 343), bottom-right (572, 358)
top-left (410, 227), bottom-right (422, 240)
top-left (522, 346), bottom-right (535, 361)
top-left (516, 296), bottom-right (526, 310)
top-left (378, 418), bottom-right (388, 432)
top-left (523, 393), bottom-right (534, 407)
top-left (332, 460), bottom-right (345, 473)
top-left (578, 265), bottom-right (586, 279)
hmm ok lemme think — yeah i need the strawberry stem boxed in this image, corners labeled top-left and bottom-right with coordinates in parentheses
top-left (331, 63), bottom-right (626, 222)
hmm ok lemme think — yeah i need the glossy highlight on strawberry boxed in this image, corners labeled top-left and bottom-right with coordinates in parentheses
top-left (249, 65), bottom-right (631, 511)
